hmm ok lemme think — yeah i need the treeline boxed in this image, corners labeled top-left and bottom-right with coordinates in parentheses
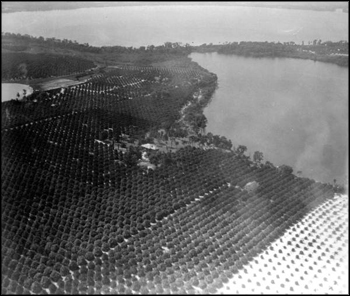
top-left (214, 41), bottom-right (348, 67)
top-left (101, 42), bottom-right (192, 56)
top-left (2, 32), bottom-right (192, 56)
top-left (3, 32), bottom-right (348, 68)
top-left (217, 41), bottom-right (296, 57)
top-left (2, 32), bottom-right (101, 53)
top-left (2, 52), bottom-right (95, 81)
top-left (216, 40), bottom-right (348, 55)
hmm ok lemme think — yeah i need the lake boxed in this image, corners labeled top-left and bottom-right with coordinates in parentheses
top-left (1, 83), bottom-right (33, 102)
top-left (2, 5), bottom-right (348, 47)
top-left (191, 52), bottom-right (348, 184)
top-left (2, 5), bottom-right (348, 184)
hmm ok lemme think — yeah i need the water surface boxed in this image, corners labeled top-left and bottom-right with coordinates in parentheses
top-left (2, 83), bottom-right (33, 102)
top-left (191, 52), bottom-right (348, 184)
top-left (2, 5), bottom-right (348, 47)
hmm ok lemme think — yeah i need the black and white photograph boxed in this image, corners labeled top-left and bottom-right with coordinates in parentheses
top-left (1, 1), bottom-right (348, 294)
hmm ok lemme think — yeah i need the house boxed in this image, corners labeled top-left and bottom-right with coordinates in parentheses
top-left (141, 143), bottom-right (158, 150)
top-left (244, 181), bottom-right (259, 194)
top-left (141, 151), bottom-right (150, 161)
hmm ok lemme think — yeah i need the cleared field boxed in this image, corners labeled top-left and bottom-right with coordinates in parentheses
top-left (38, 79), bottom-right (85, 91)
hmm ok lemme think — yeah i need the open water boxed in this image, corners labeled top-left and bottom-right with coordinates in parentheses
top-left (2, 5), bottom-right (348, 47)
top-left (191, 52), bottom-right (348, 184)
top-left (1, 83), bottom-right (33, 102)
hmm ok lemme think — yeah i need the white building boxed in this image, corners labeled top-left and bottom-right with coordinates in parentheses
top-left (244, 181), bottom-right (259, 194)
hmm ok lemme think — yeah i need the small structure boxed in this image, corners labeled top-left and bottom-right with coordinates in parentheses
top-left (141, 152), bottom-right (150, 161)
top-left (141, 143), bottom-right (158, 150)
top-left (137, 161), bottom-right (156, 171)
top-left (104, 139), bottom-right (114, 146)
top-left (244, 181), bottom-right (259, 194)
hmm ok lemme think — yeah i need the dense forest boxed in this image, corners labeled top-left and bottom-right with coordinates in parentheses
top-left (2, 32), bottom-right (195, 72)
top-left (3, 33), bottom-right (348, 71)
top-left (196, 40), bottom-right (349, 67)
top-left (2, 52), bottom-right (95, 81)
top-left (2, 32), bottom-right (192, 56)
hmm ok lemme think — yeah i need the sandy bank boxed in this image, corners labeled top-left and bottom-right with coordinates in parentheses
top-left (37, 78), bottom-right (87, 91)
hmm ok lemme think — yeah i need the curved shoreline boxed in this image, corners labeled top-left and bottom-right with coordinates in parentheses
top-left (193, 41), bottom-right (348, 68)
top-left (190, 51), bottom-right (348, 188)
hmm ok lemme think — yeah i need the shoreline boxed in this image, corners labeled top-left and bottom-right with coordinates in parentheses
top-left (194, 41), bottom-right (348, 68)
top-left (1, 83), bottom-right (34, 102)
top-left (191, 52), bottom-right (348, 187)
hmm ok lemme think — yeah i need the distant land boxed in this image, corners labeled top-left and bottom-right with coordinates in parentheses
top-left (1, 1), bottom-right (348, 13)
